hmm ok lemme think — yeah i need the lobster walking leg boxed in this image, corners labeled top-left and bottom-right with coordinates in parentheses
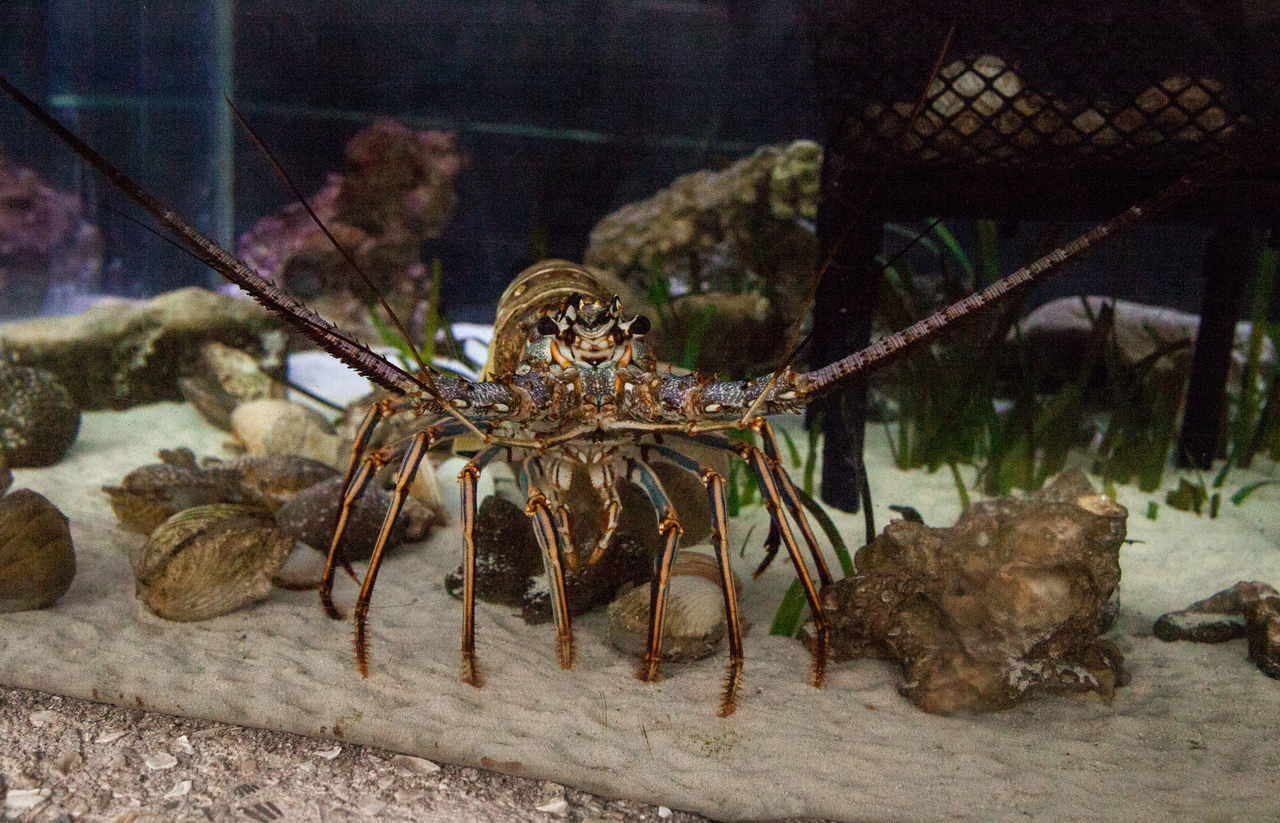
top-left (625, 457), bottom-right (683, 684)
top-left (701, 468), bottom-right (744, 717)
top-left (753, 420), bottom-right (835, 587)
top-left (458, 445), bottom-right (505, 687)
top-left (349, 428), bottom-right (441, 675)
top-left (520, 458), bottom-right (577, 670)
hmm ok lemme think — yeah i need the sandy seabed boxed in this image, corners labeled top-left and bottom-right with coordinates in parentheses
top-left (2, 401), bottom-right (1278, 822)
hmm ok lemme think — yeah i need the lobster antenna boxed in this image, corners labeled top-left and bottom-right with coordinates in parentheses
top-left (0, 75), bottom-right (426, 397)
top-left (739, 26), bottom-right (956, 426)
top-left (223, 97), bottom-right (492, 442)
top-left (798, 169), bottom-right (1211, 398)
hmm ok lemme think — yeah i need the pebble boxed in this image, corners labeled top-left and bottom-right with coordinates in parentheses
top-left (535, 798), bottom-right (570, 814)
top-left (144, 751), bottom-right (178, 770)
top-left (28, 708), bottom-right (57, 726)
top-left (658, 806), bottom-right (673, 819)
top-left (164, 780), bottom-right (192, 799)
top-left (95, 729), bottom-right (127, 744)
top-left (314, 744), bottom-right (342, 760)
top-left (4, 787), bottom-right (51, 812)
top-left (174, 734), bottom-right (195, 754)
top-left (391, 753), bottom-right (441, 776)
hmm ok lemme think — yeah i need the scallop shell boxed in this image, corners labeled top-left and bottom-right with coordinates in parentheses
top-left (130, 504), bottom-right (294, 621)
top-left (0, 488), bottom-right (76, 613)
top-left (0, 362), bottom-right (81, 467)
top-left (607, 551), bottom-right (744, 662)
top-left (230, 398), bottom-right (345, 467)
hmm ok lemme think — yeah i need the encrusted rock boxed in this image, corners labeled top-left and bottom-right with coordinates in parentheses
top-left (1155, 580), bottom-right (1280, 679)
top-left (274, 474), bottom-right (436, 560)
top-left (0, 453), bottom-right (11, 498)
top-left (583, 141), bottom-right (821, 372)
top-left (822, 469), bottom-right (1129, 714)
top-left (0, 287), bottom-right (285, 410)
top-left (0, 359), bottom-right (81, 467)
top-left (179, 341), bottom-right (286, 430)
top-left (130, 504), bottom-right (294, 621)
top-left (0, 488), bottom-right (76, 613)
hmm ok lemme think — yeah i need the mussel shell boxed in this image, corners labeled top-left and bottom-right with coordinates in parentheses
top-left (0, 489), bottom-right (76, 613)
top-left (131, 504), bottom-right (293, 621)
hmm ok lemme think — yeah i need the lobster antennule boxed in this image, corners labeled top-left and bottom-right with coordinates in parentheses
top-left (794, 169), bottom-right (1212, 402)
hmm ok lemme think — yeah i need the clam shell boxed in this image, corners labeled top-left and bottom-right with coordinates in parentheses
top-left (607, 551), bottom-right (744, 662)
top-left (0, 489), bottom-right (76, 613)
top-left (103, 458), bottom-right (252, 536)
top-left (131, 504), bottom-right (293, 621)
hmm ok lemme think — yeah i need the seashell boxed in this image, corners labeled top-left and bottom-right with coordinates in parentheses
top-left (180, 341), bottom-right (285, 430)
top-left (230, 398), bottom-right (344, 467)
top-left (608, 551), bottom-right (744, 662)
top-left (0, 361), bottom-right (81, 467)
top-left (103, 450), bottom-right (255, 535)
top-left (130, 504), bottom-right (294, 621)
top-left (273, 475), bottom-right (436, 560)
top-left (0, 488), bottom-right (76, 613)
top-left (205, 454), bottom-right (339, 507)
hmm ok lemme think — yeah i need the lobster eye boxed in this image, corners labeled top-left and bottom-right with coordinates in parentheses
top-left (536, 316), bottom-right (559, 336)
top-left (628, 314), bottom-right (651, 335)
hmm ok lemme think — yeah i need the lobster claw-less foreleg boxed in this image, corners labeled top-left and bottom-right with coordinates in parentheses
top-left (458, 445), bottom-right (506, 687)
top-left (519, 457), bottom-right (577, 670)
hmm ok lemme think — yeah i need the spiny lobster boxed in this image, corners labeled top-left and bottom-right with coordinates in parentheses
top-left (1, 76), bottom-right (1205, 716)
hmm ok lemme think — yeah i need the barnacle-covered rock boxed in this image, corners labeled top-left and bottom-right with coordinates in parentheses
top-left (0, 359), bottom-right (81, 467)
top-left (130, 504), bottom-right (294, 621)
top-left (0, 287), bottom-right (285, 410)
top-left (583, 141), bottom-right (822, 372)
top-left (179, 341), bottom-right (286, 430)
top-left (0, 488), bottom-right (76, 613)
top-left (230, 398), bottom-right (345, 467)
top-left (274, 475), bottom-right (437, 560)
top-left (822, 469), bottom-right (1129, 714)
top-left (608, 551), bottom-right (743, 662)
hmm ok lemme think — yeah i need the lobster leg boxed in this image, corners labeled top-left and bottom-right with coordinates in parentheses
top-left (457, 445), bottom-right (505, 687)
top-left (625, 457), bottom-right (684, 684)
top-left (520, 458), bottom-right (577, 670)
top-left (351, 428), bottom-right (433, 676)
top-left (642, 444), bottom-right (744, 713)
top-left (753, 420), bottom-right (835, 587)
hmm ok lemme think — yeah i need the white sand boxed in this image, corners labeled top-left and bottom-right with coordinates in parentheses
top-left (2, 403), bottom-right (1279, 822)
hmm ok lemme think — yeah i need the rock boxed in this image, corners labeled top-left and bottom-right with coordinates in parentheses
top-left (0, 360), bottom-right (80, 467)
top-left (237, 120), bottom-right (465, 347)
top-left (0, 152), bottom-right (103, 319)
top-left (1010, 296), bottom-right (1274, 394)
top-left (583, 141), bottom-right (821, 372)
top-left (1155, 580), bottom-right (1280, 678)
top-left (273, 475), bottom-right (437, 560)
top-left (443, 493), bottom-right (656, 622)
top-left (230, 398), bottom-right (345, 467)
top-left (608, 551), bottom-right (743, 662)
top-left (0, 488), bottom-right (76, 613)
top-left (0, 453), bottom-right (10, 497)
top-left (130, 504), bottom-right (294, 621)
top-left (0, 287), bottom-right (286, 410)
top-left (822, 469), bottom-right (1129, 714)
top-left (180, 341), bottom-right (286, 430)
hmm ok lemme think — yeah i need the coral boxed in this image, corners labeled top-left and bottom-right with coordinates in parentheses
top-left (583, 141), bottom-right (822, 372)
top-left (0, 150), bottom-right (103, 319)
top-left (237, 120), bottom-right (465, 343)
top-left (0, 358), bottom-right (80, 467)
top-left (1155, 580), bottom-right (1280, 679)
top-left (822, 470), bottom-right (1129, 714)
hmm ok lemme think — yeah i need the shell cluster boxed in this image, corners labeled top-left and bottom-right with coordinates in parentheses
top-left (607, 551), bottom-right (743, 662)
top-left (106, 447), bottom-right (440, 620)
top-left (0, 358), bottom-right (81, 467)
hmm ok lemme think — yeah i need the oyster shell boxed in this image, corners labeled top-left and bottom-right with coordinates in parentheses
top-left (608, 551), bottom-right (743, 662)
top-left (130, 504), bottom-right (293, 621)
top-left (0, 488), bottom-right (76, 613)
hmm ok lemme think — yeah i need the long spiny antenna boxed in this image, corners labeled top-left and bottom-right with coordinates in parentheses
top-left (797, 171), bottom-right (1208, 398)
